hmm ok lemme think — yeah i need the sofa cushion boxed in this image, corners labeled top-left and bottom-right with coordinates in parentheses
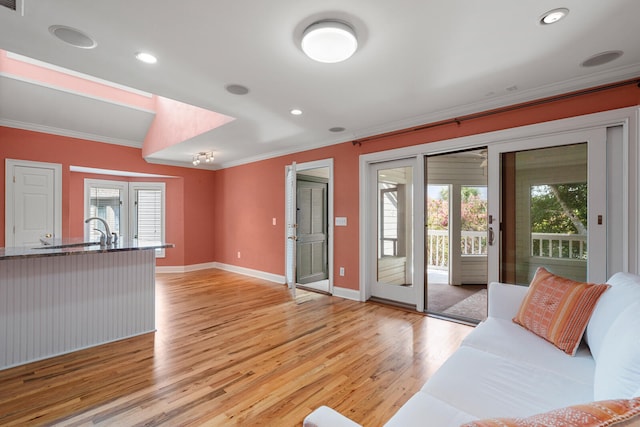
top-left (586, 272), bottom-right (640, 362)
top-left (421, 346), bottom-right (594, 419)
top-left (382, 392), bottom-right (477, 427)
top-left (593, 301), bottom-right (640, 401)
top-left (487, 282), bottom-right (529, 320)
top-left (513, 267), bottom-right (610, 356)
top-left (460, 397), bottom-right (640, 427)
top-left (462, 317), bottom-right (594, 385)
top-left (303, 406), bottom-right (362, 427)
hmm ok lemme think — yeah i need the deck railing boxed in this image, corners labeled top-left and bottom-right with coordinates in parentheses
top-left (427, 230), bottom-right (487, 268)
top-left (531, 232), bottom-right (587, 259)
top-left (426, 230), bottom-right (587, 268)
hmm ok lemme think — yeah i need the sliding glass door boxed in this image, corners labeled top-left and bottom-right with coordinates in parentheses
top-left (487, 129), bottom-right (607, 284)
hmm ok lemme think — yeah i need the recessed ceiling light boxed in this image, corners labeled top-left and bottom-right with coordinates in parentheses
top-left (540, 8), bottom-right (569, 25)
top-left (301, 20), bottom-right (358, 63)
top-left (225, 84), bottom-right (250, 95)
top-left (581, 51), bottom-right (623, 67)
top-left (49, 25), bottom-right (97, 49)
top-left (135, 52), bottom-right (157, 64)
top-left (290, 109), bottom-right (303, 116)
top-left (329, 127), bottom-right (346, 133)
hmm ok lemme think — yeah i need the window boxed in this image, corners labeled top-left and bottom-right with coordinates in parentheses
top-left (84, 179), bottom-right (166, 257)
top-left (130, 183), bottom-right (166, 257)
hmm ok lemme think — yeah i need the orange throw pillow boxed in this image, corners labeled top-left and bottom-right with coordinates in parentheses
top-left (460, 397), bottom-right (640, 427)
top-left (513, 267), bottom-right (610, 356)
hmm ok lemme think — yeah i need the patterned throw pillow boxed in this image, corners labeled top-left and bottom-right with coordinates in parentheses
top-left (512, 267), bottom-right (610, 356)
top-left (460, 397), bottom-right (640, 427)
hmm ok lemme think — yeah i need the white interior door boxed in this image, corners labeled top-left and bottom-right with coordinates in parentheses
top-left (284, 162), bottom-right (297, 289)
top-left (5, 159), bottom-right (62, 247)
top-left (487, 129), bottom-right (607, 284)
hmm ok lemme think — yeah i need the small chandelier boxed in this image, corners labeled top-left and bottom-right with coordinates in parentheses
top-left (192, 152), bottom-right (214, 166)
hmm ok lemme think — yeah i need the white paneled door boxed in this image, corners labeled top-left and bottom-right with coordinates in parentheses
top-left (5, 160), bottom-right (61, 247)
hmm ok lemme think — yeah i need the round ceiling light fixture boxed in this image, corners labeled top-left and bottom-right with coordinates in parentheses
top-left (539, 8), bottom-right (569, 25)
top-left (49, 25), bottom-right (97, 49)
top-left (301, 20), bottom-right (358, 63)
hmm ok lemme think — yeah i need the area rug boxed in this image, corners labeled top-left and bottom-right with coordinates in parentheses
top-left (443, 288), bottom-right (487, 321)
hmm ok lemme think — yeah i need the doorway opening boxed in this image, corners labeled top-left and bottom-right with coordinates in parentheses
top-left (425, 149), bottom-right (488, 323)
top-left (296, 168), bottom-right (330, 293)
top-left (284, 159), bottom-right (334, 295)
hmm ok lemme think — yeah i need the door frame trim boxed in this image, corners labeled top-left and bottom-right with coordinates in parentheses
top-left (5, 158), bottom-right (62, 247)
top-left (360, 106), bottom-right (639, 305)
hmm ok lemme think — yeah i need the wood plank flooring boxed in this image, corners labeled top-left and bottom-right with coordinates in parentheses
top-left (0, 269), bottom-right (472, 426)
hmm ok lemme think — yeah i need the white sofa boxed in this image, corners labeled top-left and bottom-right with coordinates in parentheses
top-left (304, 272), bottom-right (640, 426)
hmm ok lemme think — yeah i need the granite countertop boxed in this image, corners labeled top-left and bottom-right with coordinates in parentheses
top-left (0, 238), bottom-right (174, 260)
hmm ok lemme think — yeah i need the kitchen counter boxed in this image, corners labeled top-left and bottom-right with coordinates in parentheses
top-left (0, 239), bottom-right (173, 370)
top-left (0, 238), bottom-right (174, 260)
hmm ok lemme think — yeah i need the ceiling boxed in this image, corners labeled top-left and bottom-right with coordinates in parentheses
top-left (1, 0), bottom-right (639, 170)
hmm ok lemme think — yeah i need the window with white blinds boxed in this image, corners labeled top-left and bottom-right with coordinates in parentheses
top-left (84, 179), bottom-right (166, 258)
top-left (131, 183), bottom-right (165, 257)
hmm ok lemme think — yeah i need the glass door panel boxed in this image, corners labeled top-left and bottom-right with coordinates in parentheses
top-left (488, 128), bottom-right (607, 285)
top-left (86, 184), bottom-right (125, 241)
top-left (370, 159), bottom-right (417, 306)
top-left (507, 143), bottom-right (588, 283)
top-left (377, 167), bottom-right (412, 286)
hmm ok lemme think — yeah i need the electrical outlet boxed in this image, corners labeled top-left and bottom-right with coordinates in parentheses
top-left (339, 267), bottom-right (345, 276)
top-left (272, 217), bottom-right (276, 225)
top-left (237, 251), bottom-right (241, 259)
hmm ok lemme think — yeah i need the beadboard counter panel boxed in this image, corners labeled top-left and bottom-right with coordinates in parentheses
top-left (0, 249), bottom-right (157, 370)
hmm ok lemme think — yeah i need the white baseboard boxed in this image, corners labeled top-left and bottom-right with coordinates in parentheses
top-left (332, 286), bottom-right (363, 301)
top-left (156, 264), bottom-right (362, 302)
top-left (156, 262), bottom-right (217, 274)
top-left (156, 263), bottom-right (284, 284)
top-left (212, 263), bottom-right (285, 284)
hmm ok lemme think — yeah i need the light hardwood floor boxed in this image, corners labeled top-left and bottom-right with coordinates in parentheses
top-left (0, 269), bottom-right (472, 426)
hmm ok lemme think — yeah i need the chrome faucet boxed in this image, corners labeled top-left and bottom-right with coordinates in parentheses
top-left (85, 217), bottom-right (116, 245)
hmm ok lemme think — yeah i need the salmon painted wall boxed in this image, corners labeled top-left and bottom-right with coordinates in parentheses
top-left (0, 126), bottom-right (215, 266)
top-left (212, 83), bottom-right (640, 290)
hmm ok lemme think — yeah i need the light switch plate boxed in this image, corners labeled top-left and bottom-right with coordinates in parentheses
top-left (335, 217), bottom-right (347, 226)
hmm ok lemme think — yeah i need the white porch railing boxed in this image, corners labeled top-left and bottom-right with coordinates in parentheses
top-left (427, 230), bottom-right (487, 268)
top-left (531, 232), bottom-right (587, 259)
top-left (426, 230), bottom-right (587, 268)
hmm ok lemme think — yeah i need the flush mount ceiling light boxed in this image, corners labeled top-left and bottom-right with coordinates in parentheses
top-left (135, 52), bottom-right (157, 64)
top-left (290, 109), bottom-right (303, 116)
top-left (301, 20), bottom-right (358, 63)
top-left (192, 152), bottom-right (214, 166)
top-left (539, 8), bottom-right (569, 25)
top-left (49, 25), bottom-right (97, 49)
